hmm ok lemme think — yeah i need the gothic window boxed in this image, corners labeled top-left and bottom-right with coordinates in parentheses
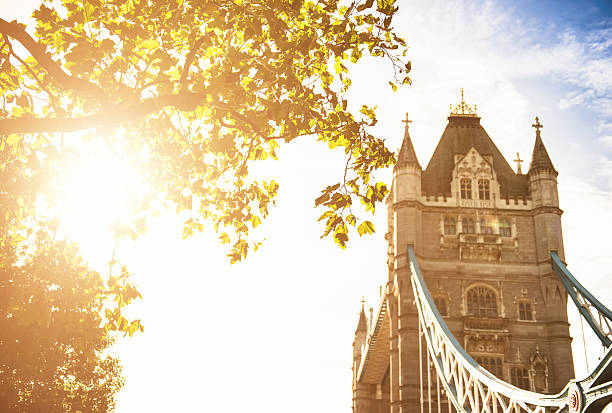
top-left (462, 217), bottom-right (475, 234)
top-left (499, 219), bottom-right (512, 237)
top-left (444, 217), bottom-right (456, 235)
top-left (534, 364), bottom-right (547, 392)
top-left (460, 178), bottom-right (472, 199)
top-left (434, 297), bottom-right (448, 317)
top-left (511, 367), bottom-right (530, 390)
top-left (467, 286), bottom-right (498, 318)
top-left (475, 356), bottom-right (503, 379)
top-left (518, 302), bottom-right (533, 321)
top-left (478, 179), bottom-right (490, 200)
top-left (480, 217), bottom-right (494, 234)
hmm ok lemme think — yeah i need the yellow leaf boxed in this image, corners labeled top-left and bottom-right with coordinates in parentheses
top-left (6, 134), bottom-right (21, 147)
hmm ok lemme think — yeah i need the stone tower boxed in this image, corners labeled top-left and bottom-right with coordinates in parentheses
top-left (352, 96), bottom-right (574, 413)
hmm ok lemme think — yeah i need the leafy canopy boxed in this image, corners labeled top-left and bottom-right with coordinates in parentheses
top-left (0, 0), bottom-right (410, 262)
top-left (0, 124), bottom-right (141, 410)
top-left (0, 231), bottom-right (140, 411)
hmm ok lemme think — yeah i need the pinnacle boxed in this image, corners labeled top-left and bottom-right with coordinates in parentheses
top-left (397, 120), bottom-right (420, 168)
top-left (528, 118), bottom-right (557, 176)
top-left (356, 307), bottom-right (367, 333)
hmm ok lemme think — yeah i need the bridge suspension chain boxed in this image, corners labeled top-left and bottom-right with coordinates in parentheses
top-left (551, 252), bottom-right (612, 349)
top-left (408, 246), bottom-right (612, 413)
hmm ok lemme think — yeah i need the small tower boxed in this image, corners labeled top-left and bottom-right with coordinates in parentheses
top-left (353, 303), bottom-right (368, 376)
top-left (390, 113), bottom-right (422, 272)
top-left (393, 112), bottom-right (422, 201)
top-left (527, 117), bottom-right (564, 261)
top-left (352, 304), bottom-right (370, 412)
top-left (527, 117), bottom-right (573, 385)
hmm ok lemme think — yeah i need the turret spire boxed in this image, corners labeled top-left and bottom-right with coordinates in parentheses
top-left (356, 304), bottom-right (367, 333)
top-left (397, 112), bottom-right (420, 168)
top-left (528, 116), bottom-right (557, 176)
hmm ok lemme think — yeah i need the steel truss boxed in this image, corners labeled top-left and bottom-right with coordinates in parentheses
top-left (408, 246), bottom-right (612, 413)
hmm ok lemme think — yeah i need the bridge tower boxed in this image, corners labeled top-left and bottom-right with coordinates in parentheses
top-left (352, 94), bottom-right (574, 413)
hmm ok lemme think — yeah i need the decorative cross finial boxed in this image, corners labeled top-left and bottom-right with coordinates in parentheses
top-left (514, 152), bottom-right (524, 174)
top-left (532, 116), bottom-right (543, 137)
top-left (361, 296), bottom-right (365, 310)
top-left (461, 88), bottom-right (465, 103)
top-left (402, 112), bottom-right (412, 131)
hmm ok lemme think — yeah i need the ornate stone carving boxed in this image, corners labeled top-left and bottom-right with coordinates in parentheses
top-left (464, 333), bottom-right (508, 354)
top-left (529, 345), bottom-right (549, 393)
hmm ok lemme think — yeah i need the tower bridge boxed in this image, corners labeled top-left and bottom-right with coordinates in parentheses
top-left (352, 93), bottom-right (612, 413)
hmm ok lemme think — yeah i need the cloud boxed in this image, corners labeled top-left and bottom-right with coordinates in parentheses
top-left (559, 89), bottom-right (595, 109)
top-left (600, 135), bottom-right (612, 148)
top-left (596, 156), bottom-right (612, 178)
top-left (400, 1), bottom-right (612, 118)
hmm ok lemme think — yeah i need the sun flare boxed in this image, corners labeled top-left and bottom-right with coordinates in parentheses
top-left (55, 144), bottom-right (146, 266)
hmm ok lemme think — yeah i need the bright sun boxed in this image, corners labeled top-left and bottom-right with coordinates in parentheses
top-left (55, 141), bottom-right (146, 268)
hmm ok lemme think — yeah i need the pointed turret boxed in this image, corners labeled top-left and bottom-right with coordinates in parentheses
top-left (353, 302), bottom-right (369, 388)
top-left (355, 306), bottom-right (368, 334)
top-left (528, 117), bottom-right (558, 176)
top-left (396, 113), bottom-right (420, 168)
top-left (389, 112), bottom-right (423, 272)
top-left (527, 116), bottom-right (564, 262)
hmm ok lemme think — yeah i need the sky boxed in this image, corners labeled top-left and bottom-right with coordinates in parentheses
top-left (3, 0), bottom-right (612, 411)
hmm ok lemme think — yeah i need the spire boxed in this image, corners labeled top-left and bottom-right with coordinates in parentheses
top-left (355, 299), bottom-right (367, 333)
top-left (528, 116), bottom-right (558, 176)
top-left (397, 112), bottom-right (420, 167)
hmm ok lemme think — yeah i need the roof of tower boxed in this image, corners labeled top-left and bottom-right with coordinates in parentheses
top-left (396, 113), bottom-right (421, 168)
top-left (356, 307), bottom-right (367, 334)
top-left (421, 115), bottom-right (529, 197)
top-left (528, 117), bottom-right (558, 176)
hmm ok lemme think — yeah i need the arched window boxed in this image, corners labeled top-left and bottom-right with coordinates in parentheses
top-left (478, 179), bottom-right (490, 200)
top-left (480, 217), bottom-right (494, 234)
top-left (511, 367), bottom-right (530, 390)
top-left (462, 217), bottom-right (475, 234)
top-left (499, 219), bottom-right (512, 237)
top-left (534, 364), bottom-right (547, 392)
top-left (444, 217), bottom-right (456, 235)
top-left (460, 178), bottom-right (472, 199)
top-left (434, 297), bottom-right (448, 316)
top-left (519, 302), bottom-right (533, 321)
top-left (467, 286), bottom-right (498, 318)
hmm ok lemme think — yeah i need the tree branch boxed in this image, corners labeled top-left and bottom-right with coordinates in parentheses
top-left (0, 18), bottom-right (105, 99)
top-left (180, 36), bottom-right (205, 88)
top-left (0, 92), bottom-right (203, 134)
top-left (3, 34), bottom-right (61, 114)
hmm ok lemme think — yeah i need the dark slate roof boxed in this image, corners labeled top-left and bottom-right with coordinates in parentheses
top-left (356, 308), bottom-right (367, 333)
top-left (528, 134), bottom-right (558, 176)
top-left (396, 123), bottom-right (420, 168)
top-left (421, 115), bottom-right (529, 197)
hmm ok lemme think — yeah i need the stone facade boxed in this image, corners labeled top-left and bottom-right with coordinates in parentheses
top-left (352, 108), bottom-right (574, 413)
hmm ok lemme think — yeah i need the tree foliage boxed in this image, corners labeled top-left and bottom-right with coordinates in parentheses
top-left (0, 0), bottom-right (409, 261)
top-left (1, 0), bottom-right (409, 408)
top-left (0, 84), bottom-right (140, 411)
top-left (0, 232), bottom-right (141, 412)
